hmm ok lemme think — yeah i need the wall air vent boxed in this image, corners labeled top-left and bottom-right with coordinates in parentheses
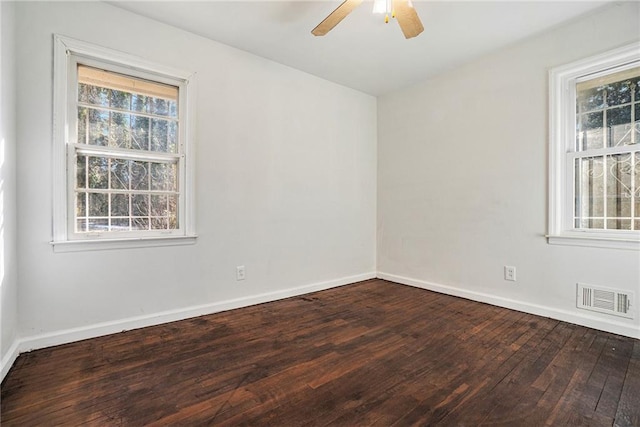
top-left (577, 283), bottom-right (634, 319)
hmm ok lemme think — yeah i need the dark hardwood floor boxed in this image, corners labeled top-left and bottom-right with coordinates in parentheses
top-left (2, 279), bottom-right (639, 426)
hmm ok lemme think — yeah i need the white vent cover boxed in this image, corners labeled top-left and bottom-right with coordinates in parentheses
top-left (577, 283), bottom-right (634, 319)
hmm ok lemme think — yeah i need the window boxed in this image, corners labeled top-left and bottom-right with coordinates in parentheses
top-left (549, 43), bottom-right (640, 250)
top-left (52, 36), bottom-right (196, 251)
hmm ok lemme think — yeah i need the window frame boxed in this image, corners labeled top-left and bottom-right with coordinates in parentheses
top-left (52, 35), bottom-right (197, 252)
top-left (548, 42), bottom-right (640, 251)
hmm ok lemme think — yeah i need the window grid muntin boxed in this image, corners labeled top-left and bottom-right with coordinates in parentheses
top-left (74, 153), bottom-right (179, 234)
top-left (572, 68), bottom-right (639, 232)
top-left (70, 61), bottom-right (184, 239)
top-left (74, 69), bottom-right (180, 153)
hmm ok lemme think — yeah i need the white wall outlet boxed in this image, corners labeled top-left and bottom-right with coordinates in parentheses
top-left (236, 265), bottom-right (245, 281)
top-left (504, 266), bottom-right (516, 282)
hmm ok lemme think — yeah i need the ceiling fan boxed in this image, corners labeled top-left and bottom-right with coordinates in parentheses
top-left (311, 0), bottom-right (424, 39)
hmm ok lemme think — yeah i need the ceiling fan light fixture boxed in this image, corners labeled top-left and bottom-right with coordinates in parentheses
top-left (312, 0), bottom-right (423, 39)
top-left (372, 0), bottom-right (392, 15)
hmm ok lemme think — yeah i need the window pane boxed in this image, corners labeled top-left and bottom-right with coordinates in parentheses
top-left (78, 83), bottom-right (109, 107)
top-left (580, 111), bottom-right (604, 130)
top-left (78, 83), bottom-right (90, 104)
top-left (635, 105), bottom-right (640, 144)
top-left (150, 163), bottom-right (166, 191)
top-left (111, 218), bottom-right (130, 231)
top-left (131, 94), bottom-right (149, 113)
top-left (609, 124), bottom-right (633, 147)
top-left (88, 157), bottom-right (109, 189)
top-left (150, 98), bottom-right (169, 116)
top-left (606, 154), bottom-right (632, 221)
top-left (151, 217), bottom-right (168, 230)
top-left (131, 161), bottom-right (149, 190)
top-left (579, 218), bottom-right (604, 229)
top-left (76, 155), bottom-right (87, 189)
top-left (77, 107), bottom-right (88, 144)
top-left (635, 153), bottom-right (640, 222)
top-left (88, 109), bottom-right (109, 146)
top-left (169, 100), bottom-right (178, 118)
top-left (577, 87), bottom-right (604, 113)
top-left (88, 218), bottom-right (108, 231)
top-left (151, 118), bottom-right (168, 152)
top-left (88, 193), bottom-right (108, 217)
top-left (575, 156), bottom-right (604, 228)
top-left (606, 80), bottom-right (633, 106)
top-left (150, 163), bottom-right (177, 191)
top-left (168, 164), bottom-right (177, 192)
top-left (608, 219), bottom-right (631, 230)
top-left (111, 193), bottom-right (129, 217)
top-left (607, 105), bottom-right (632, 147)
top-left (76, 219), bottom-right (87, 233)
top-left (76, 192), bottom-right (86, 217)
top-left (168, 121), bottom-right (178, 153)
top-left (150, 195), bottom-right (168, 216)
top-left (111, 159), bottom-right (130, 190)
top-left (132, 217), bottom-right (149, 231)
top-left (577, 112), bottom-right (603, 150)
top-left (110, 112), bottom-right (131, 149)
top-left (574, 158), bottom-right (580, 221)
top-left (168, 194), bottom-right (178, 229)
top-left (132, 194), bottom-right (148, 216)
top-left (131, 115), bottom-right (149, 151)
top-left (110, 89), bottom-right (131, 110)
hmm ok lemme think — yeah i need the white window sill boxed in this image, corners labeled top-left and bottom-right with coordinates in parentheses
top-left (547, 233), bottom-right (640, 251)
top-left (51, 235), bottom-right (198, 253)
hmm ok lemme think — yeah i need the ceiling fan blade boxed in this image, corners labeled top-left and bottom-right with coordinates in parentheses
top-left (392, 0), bottom-right (424, 39)
top-left (311, 0), bottom-right (363, 36)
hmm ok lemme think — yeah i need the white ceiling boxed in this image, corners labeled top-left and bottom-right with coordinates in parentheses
top-left (108, 1), bottom-right (612, 96)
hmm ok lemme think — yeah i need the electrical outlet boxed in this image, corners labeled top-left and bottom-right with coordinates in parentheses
top-left (236, 265), bottom-right (245, 281)
top-left (504, 266), bottom-right (516, 282)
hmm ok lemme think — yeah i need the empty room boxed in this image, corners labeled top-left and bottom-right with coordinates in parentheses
top-left (1, 0), bottom-right (639, 425)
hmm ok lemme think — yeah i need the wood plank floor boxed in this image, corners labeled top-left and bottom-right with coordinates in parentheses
top-left (2, 279), bottom-right (639, 426)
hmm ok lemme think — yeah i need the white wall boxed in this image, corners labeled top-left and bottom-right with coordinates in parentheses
top-left (1, 0), bottom-right (19, 377)
top-left (14, 2), bottom-right (376, 347)
top-left (378, 2), bottom-right (640, 338)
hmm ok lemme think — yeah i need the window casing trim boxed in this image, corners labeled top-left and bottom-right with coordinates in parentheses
top-left (52, 35), bottom-right (197, 250)
top-left (548, 42), bottom-right (640, 251)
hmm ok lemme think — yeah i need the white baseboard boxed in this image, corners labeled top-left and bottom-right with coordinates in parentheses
top-left (5, 270), bottom-right (632, 383)
top-left (1, 338), bottom-right (21, 383)
top-left (0, 272), bottom-right (376, 382)
top-left (377, 272), bottom-right (640, 340)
